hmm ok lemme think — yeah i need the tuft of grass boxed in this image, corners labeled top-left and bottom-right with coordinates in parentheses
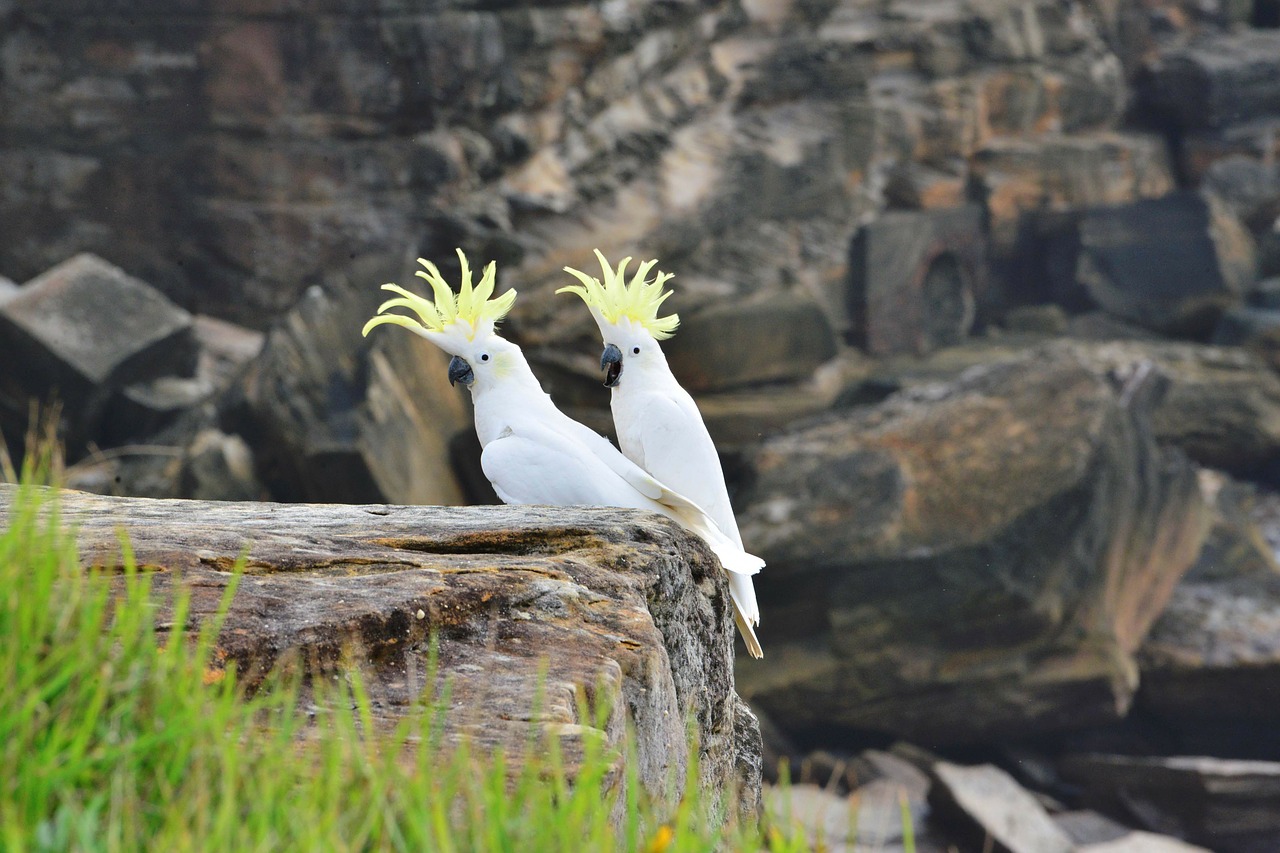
top-left (0, 472), bottom-right (835, 852)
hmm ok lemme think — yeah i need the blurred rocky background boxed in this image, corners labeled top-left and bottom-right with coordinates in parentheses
top-left (5, 0), bottom-right (1280, 848)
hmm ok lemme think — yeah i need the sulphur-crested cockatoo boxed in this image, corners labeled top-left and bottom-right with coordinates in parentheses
top-left (558, 250), bottom-right (762, 657)
top-left (362, 249), bottom-right (764, 657)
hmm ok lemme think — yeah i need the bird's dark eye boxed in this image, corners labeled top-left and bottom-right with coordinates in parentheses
top-left (632, 346), bottom-right (640, 355)
top-left (480, 353), bottom-right (490, 362)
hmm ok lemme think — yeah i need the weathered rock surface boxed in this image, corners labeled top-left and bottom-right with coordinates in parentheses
top-left (848, 339), bottom-right (1280, 482)
top-left (735, 342), bottom-right (1207, 745)
top-left (0, 484), bottom-right (761, 813)
top-left (1135, 473), bottom-right (1280, 758)
top-left (972, 134), bottom-right (1174, 259)
top-left (663, 294), bottom-right (838, 393)
top-left (1144, 30), bottom-right (1280, 130)
top-left (765, 778), bottom-right (939, 853)
top-left (1212, 306), bottom-right (1280, 372)
top-left (1073, 192), bottom-right (1256, 336)
top-left (849, 206), bottom-right (985, 356)
top-left (1061, 754), bottom-right (1280, 853)
top-left (1076, 833), bottom-right (1211, 853)
top-left (0, 253), bottom-right (197, 453)
top-left (929, 762), bottom-right (1074, 853)
top-left (229, 278), bottom-right (471, 506)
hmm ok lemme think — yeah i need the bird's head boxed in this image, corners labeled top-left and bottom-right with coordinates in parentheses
top-left (557, 249), bottom-right (679, 388)
top-left (361, 248), bottom-right (520, 391)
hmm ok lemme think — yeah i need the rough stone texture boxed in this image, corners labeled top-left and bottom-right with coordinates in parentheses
top-left (663, 294), bottom-right (838, 393)
top-left (177, 428), bottom-right (263, 502)
top-left (1074, 192), bottom-right (1256, 336)
top-left (1077, 833), bottom-right (1211, 853)
top-left (765, 779), bottom-right (939, 853)
top-left (1144, 30), bottom-right (1280, 130)
top-left (1061, 754), bottom-right (1280, 853)
top-left (1057, 809), bottom-right (1139, 846)
top-left (192, 314), bottom-right (265, 391)
top-left (848, 206), bottom-right (986, 356)
top-left (735, 342), bottom-right (1208, 745)
top-left (1212, 305), bottom-right (1280, 372)
top-left (1135, 473), bottom-right (1280, 758)
top-left (971, 133), bottom-right (1175, 258)
top-left (0, 0), bottom-right (1150, 352)
top-left (229, 279), bottom-right (471, 506)
top-left (1130, 344), bottom-right (1280, 480)
top-left (1202, 157), bottom-right (1280, 233)
top-left (929, 762), bottom-right (1074, 853)
top-left (0, 484), bottom-right (761, 815)
top-left (845, 339), bottom-right (1280, 483)
top-left (0, 253), bottom-right (197, 452)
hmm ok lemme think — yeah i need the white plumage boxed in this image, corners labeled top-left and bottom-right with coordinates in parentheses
top-left (560, 252), bottom-right (764, 658)
top-left (362, 252), bottom-right (765, 649)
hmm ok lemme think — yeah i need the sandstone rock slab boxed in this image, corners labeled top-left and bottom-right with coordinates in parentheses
top-left (735, 342), bottom-right (1207, 745)
top-left (929, 762), bottom-right (1074, 853)
top-left (971, 133), bottom-right (1174, 256)
top-left (231, 279), bottom-right (469, 505)
top-left (848, 206), bottom-right (985, 357)
top-left (1136, 474), bottom-right (1280, 757)
top-left (1074, 192), bottom-right (1255, 336)
top-left (1076, 832), bottom-right (1211, 853)
top-left (0, 485), bottom-right (761, 814)
top-left (1145, 30), bottom-right (1280, 130)
top-left (0, 253), bottom-right (197, 452)
top-left (663, 293), bottom-right (838, 393)
top-left (1062, 754), bottom-right (1280, 853)
top-left (850, 339), bottom-right (1280, 483)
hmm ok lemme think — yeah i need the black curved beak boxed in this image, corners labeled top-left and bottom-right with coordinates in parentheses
top-left (448, 355), bottom-right (475, 387)
top-left (600, 343), bottom-right (623, 388)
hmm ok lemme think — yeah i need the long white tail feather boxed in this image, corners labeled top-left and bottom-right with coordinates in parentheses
top-left (661, 487), bottom-right (764, 656)
top-left (734, 605), bottom-right (763, 659)
top-left (729, 572), bottom-right (760, 627)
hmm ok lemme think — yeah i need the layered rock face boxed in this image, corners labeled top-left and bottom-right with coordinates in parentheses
top-left (735, 342), bottom-right (1208, 744)
top-left (8, 0), bottom-right (1280, 848)
top-left (0, 484), bottom-right (761, 811)
top-left (0, 0), bottom-right (1172, 341)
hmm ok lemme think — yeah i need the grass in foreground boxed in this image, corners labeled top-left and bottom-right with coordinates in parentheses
top-left (0, 446), bottom-right (910, 852)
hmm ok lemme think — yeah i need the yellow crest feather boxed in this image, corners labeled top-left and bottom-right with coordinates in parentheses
top-left (361, 248), bottom-right (516, 341)
top-left (557, 249), bottom-right (680, 340)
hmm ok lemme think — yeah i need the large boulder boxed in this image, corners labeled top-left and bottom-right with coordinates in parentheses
top-left (850, 339), bottom-right (1280, 483)
top-left (1061, 754), bottom-right (1280, 853)
top-left (735, 342), bottom-right (1208, 745)
top-left (2, 484), bottom-right (761, 814)
top-left (929, 762), bottom-right (1075, 853)
top-left (1072, 192), bottom-right (1256, 336)
top-left (229, 276), bottom-right (471, 505)
top-left (1144, 30), bottom-right (1280, 131)
top-left (848, 206), bottom-right (986, 356)
top-left (1135, 474), bottom-right (1280, 758)
top-left (0, 253), bottom-right (197, 455)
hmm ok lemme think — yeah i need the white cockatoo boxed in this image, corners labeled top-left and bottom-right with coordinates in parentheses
top-left (557, 250), bottom-right (762, 657)
top-left (361, 249), bottom-right (764, 657)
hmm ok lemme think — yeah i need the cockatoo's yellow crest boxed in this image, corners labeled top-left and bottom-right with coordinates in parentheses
top-left (557, 249), bottom-right (680, 340)
top-left (361, 248), bottom-right (516, 344)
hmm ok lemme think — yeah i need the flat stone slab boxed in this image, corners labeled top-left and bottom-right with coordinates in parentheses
top-left (1062, 754), bottom-right (1280, 852)
top-left (929, 762), bottom-right (1074, 853)
top-left (1147, 30), bottom-right (1280, 130)
top-left (736, 342), bottom-right (1206, 745)
top-left (0, 485), bottom-right (761, 812)
top-left (0, 253), bottom-right (195, 401)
